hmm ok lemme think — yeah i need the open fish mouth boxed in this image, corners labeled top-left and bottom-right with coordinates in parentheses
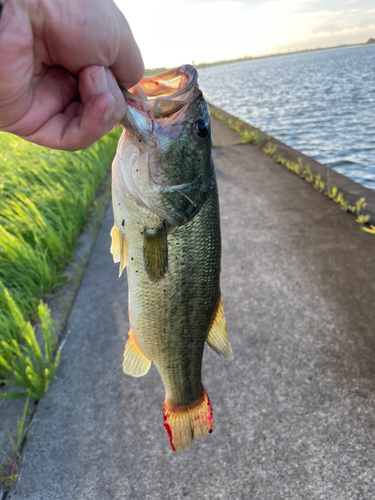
top-left (115, 64), bottom-right (211, 225)
top-left (119, 65), bottom-right (202, 141)
top-left (121, 65), bottom-right (199, 119)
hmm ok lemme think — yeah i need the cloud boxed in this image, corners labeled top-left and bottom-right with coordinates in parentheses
top-left (115, 0), bottom-right (375, 67)
top-left (311, 24), bottom-right (344, 34)
top-left (290, 0), bottom-right (375, 14)
top-left (311, 16), bottom-right (375, 34)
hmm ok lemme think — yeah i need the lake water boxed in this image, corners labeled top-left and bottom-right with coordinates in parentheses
top-left (198, 45), bottom-right (375, 191)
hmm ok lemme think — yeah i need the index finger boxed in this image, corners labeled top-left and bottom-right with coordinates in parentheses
top-left (109, 8), bottom-right (144, 89)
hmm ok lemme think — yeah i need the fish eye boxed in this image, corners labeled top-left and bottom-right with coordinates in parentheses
top-left (194, 119), bottom-right (210, 139)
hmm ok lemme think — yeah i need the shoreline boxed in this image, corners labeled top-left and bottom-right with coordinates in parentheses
top-left (145, 42), bottom-right (372, 76)
top-left (209, 103), bottom-right (375, 226)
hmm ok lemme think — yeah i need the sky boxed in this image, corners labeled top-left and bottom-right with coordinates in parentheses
top-left (115, 0), bottom-right (375, 68)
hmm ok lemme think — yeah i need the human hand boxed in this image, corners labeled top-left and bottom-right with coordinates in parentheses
top-left (0, 0), bottom-right (144, 150)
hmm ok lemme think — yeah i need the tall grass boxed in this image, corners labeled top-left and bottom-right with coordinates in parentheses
top-left (0, 129), bottom-right (121, 389)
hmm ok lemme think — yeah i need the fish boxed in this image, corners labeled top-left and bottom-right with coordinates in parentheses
top-left (110, 65), bottom-right (232, 452)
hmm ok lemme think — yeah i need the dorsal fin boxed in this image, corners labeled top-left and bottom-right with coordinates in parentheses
top-left (143, 222), bottom-right (168, 281)
top-left (110, 224), bottom-right (128, 277)
top-left (206, 295), bottom-right (233, 360)
top-left (123, 328), bottom-right (151, 377)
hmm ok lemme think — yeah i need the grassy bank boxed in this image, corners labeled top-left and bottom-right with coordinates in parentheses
top-left (0, 129), bottom-right (121, 396)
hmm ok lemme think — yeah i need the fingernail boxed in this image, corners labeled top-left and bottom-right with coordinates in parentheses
top-left (106, 70), bottom-right (119, 96)
top-left (91, 66), bottom-right (108, 93)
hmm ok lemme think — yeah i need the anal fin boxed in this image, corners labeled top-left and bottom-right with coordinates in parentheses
top-left (123, 328), bottom-right (151, 377)
top-left (206, 294), bottom-right (233, 360)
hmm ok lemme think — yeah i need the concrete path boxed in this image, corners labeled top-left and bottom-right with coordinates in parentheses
top-left (8, 117), bottom-right (375, 499)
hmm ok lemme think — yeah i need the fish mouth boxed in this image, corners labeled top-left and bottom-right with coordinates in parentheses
top-left (120, 65), bottom-right (201, 140)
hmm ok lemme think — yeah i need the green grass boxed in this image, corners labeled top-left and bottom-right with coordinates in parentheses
top-left (0, 128), bottom-right (121, 391)
top-left (210, 109), bottom-right (260, 146)
top-left (0, 394), bottom-right (32, 489)
top-left (227, 119), bottom-right (259, 146)
top-left (362, 225), bottom-right (375, 234)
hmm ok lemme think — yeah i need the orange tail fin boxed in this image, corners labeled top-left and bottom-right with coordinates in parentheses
top-left (163, 387), bottom-right (213, 452)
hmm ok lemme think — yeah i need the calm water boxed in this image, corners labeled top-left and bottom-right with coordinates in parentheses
top-left (199, 45), bottom-right (375, 191)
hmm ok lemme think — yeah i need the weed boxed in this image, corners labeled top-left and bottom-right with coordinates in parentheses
top-left (328, 186), bottom-right (338, 199)
top-left (314, 175), bottom-right (325, 192)
top-left (362, 225), bottom-right (375, 234)
top-left (294, 159), bottom-right (302, 176)
top-left (302, 165), bottom-right (314, 183)
top-left (357, 214), bottom-right (371, 225)
top-left (355, 198), bottom-right (367, 216)
top-left (0, 394), bottom-right (31, 490)
top-left (227, 119), bottom-right (259, 145)
top-left (210, 109), bottom-right (259, 145)
top-left (238, 129), bottom-right (259, 146)
top-left (276, 157), bottom-right (305, 177)
top-left (263, 141), bottom-right (277, 156)
top-left (210, 109), bottom-right (224, 122)
top-left (0, 292), bottom-right (60, 400)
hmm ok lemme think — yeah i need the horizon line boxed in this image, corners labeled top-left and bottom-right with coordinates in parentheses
top-left (145, 40), bottom-right (374, 76)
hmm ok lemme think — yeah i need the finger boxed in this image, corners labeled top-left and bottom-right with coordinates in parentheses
top-left (79, 65), bottom-right (122, 107)
top-left (64, 101), bottom-right (82, 118)
top-left (109, 8), bottom-right (144, 89)
top-left (21, 66), bottom-right (126, 151)
top-left (38, 1), bottom-right (144, 90)
top-left (79, 65), bottom-right (126, 127)
top-left (21, 92), bottom-right (114, 150)
top-left (3, 67), bottom-right (77, 136)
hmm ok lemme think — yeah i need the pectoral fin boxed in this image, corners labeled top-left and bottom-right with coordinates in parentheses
top-left (123, 328), bottom-right (151, 377)
top-left (110, 225), bottom-right (128, 277)
top-left (110, 225), bottom-right (121, 263)
top-left (119, 234), bottom-right (128, 277)
top-left (143, 222), bottom-right (168, 281)
top-left (206, 295), bottom-right (233, 360)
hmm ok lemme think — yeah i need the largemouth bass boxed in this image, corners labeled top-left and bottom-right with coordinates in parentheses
top-left (110, 65), bottom-right (232, 452)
